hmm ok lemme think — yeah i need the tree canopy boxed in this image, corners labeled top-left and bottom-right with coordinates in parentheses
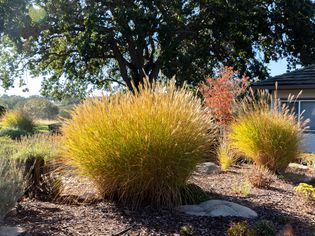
top-left (0, 0), bottom-right (314, 98)
top-left (22, 97), bottom-right (59, 120)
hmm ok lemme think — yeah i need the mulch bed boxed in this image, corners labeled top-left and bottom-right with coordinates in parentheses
top-left (2, 164), bottom-right (315, 236)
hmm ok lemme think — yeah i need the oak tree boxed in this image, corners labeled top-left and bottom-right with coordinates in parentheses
top-left (0, 0), bottom-right (314, 98)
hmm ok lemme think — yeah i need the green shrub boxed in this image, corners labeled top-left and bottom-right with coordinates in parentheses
top-left (2, 110), bottom-right (35, 133)
top-left (226, 221), bottom-right (255, 236)
top-left (14, 134), bottom-right (61, 199)
top-left (0, 156), bottom-right (25, 221)
top-left (0, 128), bottom-right (30, 140)
top-left (229, 90), bottom-right (302, 173)
top-left (48, 123), bottom-right (62, 134)
top-left (252, 220), bottom-right (276, 236)
top-left (62, 79), bottom-right (217, 208)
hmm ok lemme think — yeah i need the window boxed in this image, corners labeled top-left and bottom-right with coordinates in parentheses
top-left (282, 100), bottom-right (315, 131)
top-left (300, 102), bottom-right (315, 130)
top-left (282, 101), bottom-right (299, 115)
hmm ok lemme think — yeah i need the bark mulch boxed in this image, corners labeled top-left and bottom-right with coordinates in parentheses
top-left (2, 164), bottom-right (315, 236)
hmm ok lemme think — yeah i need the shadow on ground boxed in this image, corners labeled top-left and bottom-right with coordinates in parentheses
top-left (2, 190), bottom-right (314, 236)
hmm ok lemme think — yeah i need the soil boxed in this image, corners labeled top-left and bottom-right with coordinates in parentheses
top-left (2, 164), bottom-right (315, 236)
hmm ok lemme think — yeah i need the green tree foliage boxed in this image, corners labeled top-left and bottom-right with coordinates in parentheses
top-left (0, 95), bottom-right (26, 110)
top-left (22, 97), bottom-right (59, 120)
top-left (0, 95), bottom-right (75, 119)
top-left (0, 1), bottom-right (314, 98)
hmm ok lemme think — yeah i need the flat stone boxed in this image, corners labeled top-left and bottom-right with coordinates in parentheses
top-left (185, 211), bottom-right (206, 216)
top-left (195, 162), bottom-right (220, 175)
top-left (0, 226), bottom-right (25, 236)
top-left (178, 200), bottom-right (257, 219)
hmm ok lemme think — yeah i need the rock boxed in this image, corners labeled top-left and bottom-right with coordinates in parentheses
top-left (178, 200), bottom-right (258, 219)
top-left (0, 226), bottom-right (25, 236)
top-left (288, 163), bottom-right (309, 170)
top-left (195, 162), bottom-right (220, 175)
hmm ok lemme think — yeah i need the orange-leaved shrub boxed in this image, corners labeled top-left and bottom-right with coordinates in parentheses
top-left (62, 79), bottom-right (217, 208)
top-left (200, 66), bottom-right (248, 128)
top-left (229, 90), bottom-right (303, 173)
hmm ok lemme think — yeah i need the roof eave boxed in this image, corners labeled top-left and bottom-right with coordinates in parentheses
top-left (251, 84), bottom-right (315, 90)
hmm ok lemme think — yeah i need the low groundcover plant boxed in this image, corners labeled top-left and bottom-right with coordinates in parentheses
top-left (62, 79), bottom-right (217, 208)
top-left (295, 183), bottom-right (315, 201)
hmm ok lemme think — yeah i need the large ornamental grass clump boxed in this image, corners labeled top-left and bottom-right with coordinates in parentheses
top-left (229, 90), bottom-right (303, 173)
top-left (62, 80), bottom-right (217, 208)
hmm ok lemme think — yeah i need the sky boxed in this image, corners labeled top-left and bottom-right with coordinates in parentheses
top-left (0, 59), bottom-right (290, 97)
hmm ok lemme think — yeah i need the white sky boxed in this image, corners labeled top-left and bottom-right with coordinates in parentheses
top-left (0, 59), bottom-right (289, 97)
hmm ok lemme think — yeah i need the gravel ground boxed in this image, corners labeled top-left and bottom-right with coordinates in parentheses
top-left (2, 164), bottom-right (315, 236)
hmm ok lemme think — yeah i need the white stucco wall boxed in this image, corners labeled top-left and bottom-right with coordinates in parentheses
top-left (273, 89), bottom-right (315, 153)
top-left (275, 89), bottom-right (315, 99)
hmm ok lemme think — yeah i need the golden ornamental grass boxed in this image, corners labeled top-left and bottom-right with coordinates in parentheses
top-left (217, 141), bottom-right (237, 172)
top-left (229, 89), bottom-right (304, 173)
top-left (62, 79), bottom-right (217, 208)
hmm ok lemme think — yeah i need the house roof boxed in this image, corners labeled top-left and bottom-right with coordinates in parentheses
top-left (252, 64), bottom-right (315, 89)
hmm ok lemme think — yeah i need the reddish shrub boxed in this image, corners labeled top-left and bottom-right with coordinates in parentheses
top-left (200, 67), bottom-right (248, 128)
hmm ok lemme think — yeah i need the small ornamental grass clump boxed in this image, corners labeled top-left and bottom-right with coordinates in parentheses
top-left (217, 139), bottom-right (238, 172)
top-left (0, 155), bottom-right (24, 221)
top-left (246, 167), bottom-right (275, 189)
top-left (62, 80), bottom-right (217, 208)
top-left (14, 134), bottom-right (62, 200)
top-left (2, 110), bottom-right (35, 133)
top-left (229, 90), bottom-right (303, 173)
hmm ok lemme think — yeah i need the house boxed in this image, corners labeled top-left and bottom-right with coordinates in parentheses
top-left (252, 65), bottom-right (315, 153)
